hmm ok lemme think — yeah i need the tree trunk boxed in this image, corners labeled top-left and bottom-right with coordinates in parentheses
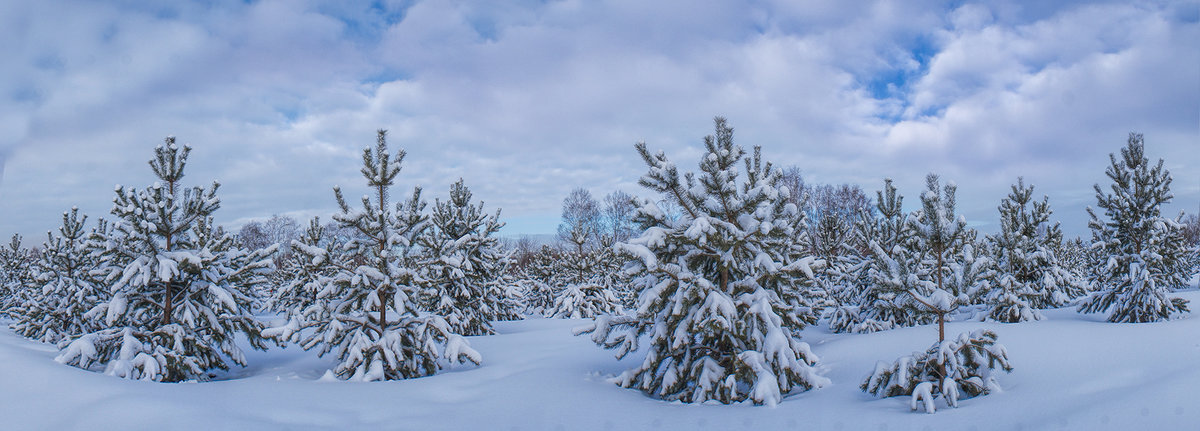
top-left (379, 289), bottom-right (387, 335)
top-left (935, 246), bottom-right (946, 386)
top-left (162, 281), bottom-right (173, 326)
top-left (377, 182), bottom-right (388, 336)
top-left (938, 313), bottom-right (945, 344)
top-left (936, 251), bottom-right (945, 342)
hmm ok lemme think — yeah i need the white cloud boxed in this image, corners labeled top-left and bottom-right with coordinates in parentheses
top-left (0, 0), bottom-right (1195, 242)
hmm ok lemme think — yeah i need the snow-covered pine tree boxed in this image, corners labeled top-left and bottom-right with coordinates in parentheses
top-left (263, 130), bottom-right (480, 381)
top-left (519, 245), bottom-right (560, 315)
top-left (593, 235), bottom-right (636, 309)
top-left (546, 235), bottom-right (628, 318)
top-left (842, 179), bottom-right (927, 332)
top-left (420, 178), bottom-right (512, 336)
top-left (266, 217), bottom-right (337, 316)
top-left (491, 259), bottom-right (527, 322)
top-left (1079, 133), bottom-right (1190, 322)
top-left (576, 117), bottom-right (829, 406)
top-left (811, 210), bottom-right (865, 333)
top-left (0, 234), bottom-right (34, 317)
top-left (808, 211), bottom-right (853, 309)
top-left (56, 138), bottom-right (274, 382)
top-left (986, 178), bottom-right (1089, 322)
top-left (819, 195), bottom-right (881, 333)
top-left (863, 174), bottom-right (1013, 412)
top-left (547, 282), bottom-right (623, 319)
top-left (810, 211), bottom-right (854, 263)
top-left (954, 232), bottom-right (997, 306)
top-left (11, 208), bottom-right (108, 343)
top-left (823, 227), bottom-right (875, 333)
top-left (1056, 237), bottom-right (1091, 279)
top-left (909, 173), bottom-right (970, 342)
top-left (554, 243), bottom-right (594, 287)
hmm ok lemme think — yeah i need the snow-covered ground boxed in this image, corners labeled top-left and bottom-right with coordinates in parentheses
top-left (3, 290), bottom-right (1198, 431)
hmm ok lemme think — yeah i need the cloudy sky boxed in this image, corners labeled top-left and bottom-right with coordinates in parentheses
top-left (1, 0), bottom-right (1197, 243)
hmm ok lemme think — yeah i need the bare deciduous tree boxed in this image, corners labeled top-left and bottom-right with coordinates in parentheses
top-left (603, 190), bottom-right (637, 242)
top-left (558, 188), bottom-right (602, 253)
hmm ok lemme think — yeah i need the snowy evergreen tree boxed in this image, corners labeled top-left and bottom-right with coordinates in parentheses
top-left (420, 179), bottom-right (512, 336)
top-left (555, 243), bottom-right (600, 287)
top-left (1079, 133), bottom-right (1190, 322)
top-left (810, 211), bottom-right (853, 264)
top-left (953, 233), bottom-right (997, 307)
top-left (943, 230), bottom-right (998, 309)
top-left (11, 208), bottom-right (108, 344)
top-left (862, 329), bottom-right (1012, 413)
top-left (519, 245), bottom-right (561, 315)
top-left (813, 210), bottom-right (874, 333)
top-left (986, 179), bottom-right (1088, 322)
top-left (577, 118), bottom-right (829, 406)
top-left (594, 236), bottom-right (636, 308)
top-left (863, 175), bottom-right (1013, 412)
top-left (542, 236), bottom-right (629, 318)
top-left (491, 265), bottom-right (528, 322)
top-left (834, 179), bottom-right (925, 333)
top-left (56, 138), bottom-right (273, 382)
top-left (266, 216), bottom-right (340, 317)
top-left (1056, 237), bottom-right (1091, 278)
top-left (263, 130), bottom-right (480, 381)
top-left (909, 173), bottom-right (970, 342)
top-left (0, 234), bottom-right (34, 317)
top-left (547, 282), bottom-right (623, 319)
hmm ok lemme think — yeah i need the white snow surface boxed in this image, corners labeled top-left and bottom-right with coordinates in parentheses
top-left (3, 291), bottom-right (1200, 430)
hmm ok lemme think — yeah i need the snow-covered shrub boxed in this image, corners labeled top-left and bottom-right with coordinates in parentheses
top-left (266, 216), bottom-right (338, 317)
top-left (492, 275), bottom-right (527, 321)
top-left (825, 305), bottom-right (894, 334)
top-left (263, 130), bottom-right (480, 381)
top-left (0, 234), bottom-right (35, 317)
top-left (548, 283), bottom-right (622, 319)
top-left (56, 139), bottom-right (273, 382)
top-left (904, 174), bottom-right (973, 341)
top-left (1079, 134), bottom-right (1190, 322)
top-left (420, 179), bottom-right (514, 335)
top-left (592, 237), bottom-right (637, 309)
top-left (577, 118), bottom-right (829, 406)
top-left (862, 329), bottom-right (1012, 413)
top-left (11, 208), bottom-right (108, 344)
top-left (849, 179), bottom-right (932, 332)
top-left (519, 245), bottom-right (561, 315)
top-left (985, 178), bottom-right (1087, 322)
